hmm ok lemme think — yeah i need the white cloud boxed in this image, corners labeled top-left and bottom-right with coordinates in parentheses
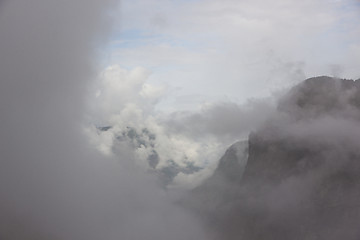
top-left (87, 65), bottom-right (231, 188)
top-left (140, 83), bottom-right (166, 100)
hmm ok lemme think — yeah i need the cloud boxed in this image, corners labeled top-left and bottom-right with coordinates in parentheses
top-left (87, 65), bottom-right (227, 188)
top-left (165, 99), bottom-right (276, 140)
top-left (0, 1), bottom-right (207, 239)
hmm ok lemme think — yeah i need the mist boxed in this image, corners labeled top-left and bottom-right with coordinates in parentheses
top-left (0, 1), bottom-right (206, 239)
top-left (2, 1), bottom-right (360, 240)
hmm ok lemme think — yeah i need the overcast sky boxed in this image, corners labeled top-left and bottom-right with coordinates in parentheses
top-left (103, 0), bottom-right (360, 111)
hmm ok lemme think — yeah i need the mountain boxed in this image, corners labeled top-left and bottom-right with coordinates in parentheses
top-left (184, 141), bottom-right (248, 217)
top-left (212, 140), bottom-right (248, 184)
top-left (97, 126), bottom-right (203, 187)
top-left (185, 76), bottom-right (360, 240)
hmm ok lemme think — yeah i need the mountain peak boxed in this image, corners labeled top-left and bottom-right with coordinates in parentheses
top-left (278, 76), bottom-right (360, 119)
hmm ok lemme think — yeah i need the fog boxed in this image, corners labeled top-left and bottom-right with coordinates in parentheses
top-left (2, 1), bottom-right (360, 240)
top-left (0, 1), bottom-right (206, 239)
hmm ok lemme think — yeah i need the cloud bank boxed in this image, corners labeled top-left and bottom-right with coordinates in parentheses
top-left (0, 1), bottom-right (207, 239)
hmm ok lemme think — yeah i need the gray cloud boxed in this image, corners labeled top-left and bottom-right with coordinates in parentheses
top-left (0, 1), bottom-right (206, 239)
top-left (165, 99), bottom-right (276, 141)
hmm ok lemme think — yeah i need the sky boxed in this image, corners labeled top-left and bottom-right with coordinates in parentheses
top-left (102, 0), bottom-right (360, 111)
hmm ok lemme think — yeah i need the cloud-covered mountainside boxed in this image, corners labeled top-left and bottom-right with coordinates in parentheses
top-left (86, 65), bottom-right (274, 188)
top-left (185, 76), bottom-right (360, 240)
top-left (96, 125), bottom-right (204, 187)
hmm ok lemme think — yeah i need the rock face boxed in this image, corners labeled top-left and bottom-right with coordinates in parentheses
top-left (244, 77), bottom-right (360, 184)
top-left (188, 76), bottom-right (360, 240)
top-left (185, 141), bottom-right (248, 214)
top-left (208, 140), bottom-right (248, 184)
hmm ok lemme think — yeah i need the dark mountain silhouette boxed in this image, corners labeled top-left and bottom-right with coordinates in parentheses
top-left (186, 76), bottom-right (360, 240)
